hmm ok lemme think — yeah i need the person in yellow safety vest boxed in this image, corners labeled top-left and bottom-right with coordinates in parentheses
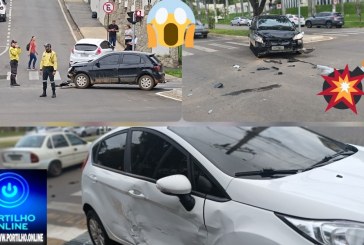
top-left (8, 40), bottom-right (21, 87)
top-left (39, 43), bottom-right (58, 98)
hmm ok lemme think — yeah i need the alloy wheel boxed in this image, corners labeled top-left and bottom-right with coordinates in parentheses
top-left (89, 218), bottom-right (105, 245)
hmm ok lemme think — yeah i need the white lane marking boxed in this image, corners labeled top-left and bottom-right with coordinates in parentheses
top-left (0, 47), bottom-right (9, 57)
top-left (29, 71), bottom-right (40, 80)
top-left (208, 43), bottom-right (237, 49)
top-left (57, 0), bottom-right (77, 42)
top-left (6, 72), bottom-right (11, 81)
top-left (319, 33), bottom-right (347, 36)
top-left (47, 201), bottom-right (83, 214)
top-left (54, 71), bottom-right (61, 80)
top-left (182, 51), bottom-right (194, 56)
top-left (226, 41), bottom-right (249, 46)
top-left (155, 91), bottom-right (182, 101)
top-left (47, 224), bottom-right (87, 242)
top-left (192, 45), bottom-right (218, 52)
top-left (71, 191), bottom-right (82, 196)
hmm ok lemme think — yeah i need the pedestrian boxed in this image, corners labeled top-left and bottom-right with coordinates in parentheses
top-left (39, 43), bottom-right (58, 98)
top-left (8, 40), bottom-right (21, 87)
top-left (124, 24), bottom-right (133, 50)
top-left (107, 20), bottom-right (119, 48)
top-left (125, 35), bottom-right (138, 51)
top-left (27, 36), bottom-right (38, 70)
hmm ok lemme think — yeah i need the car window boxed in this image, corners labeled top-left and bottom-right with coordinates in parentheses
top-left (149, 55), bottom-right (160, 65)
top-left (52, 135), bottom-right (69, 148)
top-left (122, 54), bottom-right (141, 64)
top-left (66, 134), bottom-right (86, 146)
top-left (130, 130), bottom-right (188, 180)
top-left (95, 133), bottom-right (127, 171)
top-left (98, 54), bottom-right (120, 65)
top-left (75, 44), bottom-right (97, 51)
top-left (100, 41), bottom-right (111, 49)
top-left (46, 138), bottom-right (53, 149)
top-left (257, 17), bottom-right (294, 30)
top-left (15, 135), bottom-right (46, 148)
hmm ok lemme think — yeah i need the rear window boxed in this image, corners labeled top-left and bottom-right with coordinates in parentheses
top-left (333, 13), bottom-right (342, 16)
top-left (75, 44), bottom-right (98, 51)
top-left (149, 55), bottom-right (160, 65)
top-left (16, 135), bottom-right (46, 148)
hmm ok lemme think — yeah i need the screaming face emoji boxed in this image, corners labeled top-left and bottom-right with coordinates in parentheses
top-left (147, 0), bottom-right (196, 48)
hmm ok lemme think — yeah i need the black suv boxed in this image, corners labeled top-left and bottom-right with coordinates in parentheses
top-left (305, 12), bottom-right (344, 28)
top-left (67, 51), bottom-right (165, 90)
top-left (249, 15), bottom-right (304, 57)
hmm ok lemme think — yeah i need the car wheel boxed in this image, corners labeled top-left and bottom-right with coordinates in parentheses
top-left (74, 73), bottom-right (90, 89)
top-left (337, 25), bottom-right (342, 28)
top-left (203, 34), bottom-right (208, 38)
top-left (87, 210), bottom-right (112, 245)
top-left (96, 129), bottom-right (100, 135)
top-left (250, 43), bottom-right (263, 58)
top-left (231, 23), bottom-right (233, 26)
top-left (326, 21), bottom-right (332, 28)
top-left (138, 75), bottom-right (155, 91)
top-left (81, 131), bottom-right (87, 137)
top-left (48, 161), bottom-right (62, 177)
top-left (306, 21), bottom-right (312, 28)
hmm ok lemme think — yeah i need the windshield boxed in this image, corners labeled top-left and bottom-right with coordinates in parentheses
top-left (169, 127), bottom-right (354, 178)
top-left (16, 135), bottom-right (46, 148)
top-left (257, 17), bottom-right (295, 30)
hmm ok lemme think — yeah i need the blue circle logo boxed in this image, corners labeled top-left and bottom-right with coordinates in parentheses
top-left (0, 172), bottom-right (29, 208)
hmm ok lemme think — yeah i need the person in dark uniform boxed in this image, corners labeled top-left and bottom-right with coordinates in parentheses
top-left (39, 43), bottom-right (58, 98)
top-left (107, 20), bottom-right (119, 48)
top-left (8, 40), bottom-right (21, 87)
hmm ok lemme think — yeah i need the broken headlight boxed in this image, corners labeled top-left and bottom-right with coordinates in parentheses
top-left (278, 215), bottom-right (364, 245)
top-left (254, 34), bottom-right (264, 44)
top-left (293, 32), bottom-right (304, 40)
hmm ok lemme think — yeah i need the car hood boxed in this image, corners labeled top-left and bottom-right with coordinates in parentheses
top-left (227, 146), bottom-right (364, 221)
top-left (195, 25), bottom-right (206, 30)
top-left (256, 30), bottom-right (297, 39)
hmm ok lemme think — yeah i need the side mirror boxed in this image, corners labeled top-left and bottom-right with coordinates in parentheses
top-left (96, 62), bottom-right (100, 68)
top-left (312, 15), bottom-right (316, 18)
top-left (157, 175), bottom-right (195, 211)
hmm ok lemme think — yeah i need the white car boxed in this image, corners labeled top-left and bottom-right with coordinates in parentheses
top-left (286, 14), bottom-right (305, 26)
top-left (82, 126), bottom-right (364, 245)
top-left (2, 132), bottom-right (91, 176)
top-left (230, 17), bottom-right (250, 26)
top-left (69, 38), bottom-right (114, 66)
top-left (72, 126), bottom-right (100, 137)
top-left (0, 0), bottom-right (6, 22)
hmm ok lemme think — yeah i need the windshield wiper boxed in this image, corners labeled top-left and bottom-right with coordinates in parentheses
top-left (235, 168), bottom-right (300, 177)
top-left (303, 145), bottom-right (356, 172)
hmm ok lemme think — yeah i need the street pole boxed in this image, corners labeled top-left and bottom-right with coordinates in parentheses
top-left (298, 0), bottom-right (301, 32)
top-left (132, 23), bottom-right (135, 51)
top-left (107, 14), bottom-right (109, 41)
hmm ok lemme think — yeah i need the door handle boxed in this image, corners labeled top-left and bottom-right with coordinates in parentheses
top-left (57, 151), bottom-right (62, 155)
top-left (89, 174), bottom-right (97, 182)
top-left (128, 190), bottom-right (145, 199)
top-left (74, 148), bottom-right (78, 151)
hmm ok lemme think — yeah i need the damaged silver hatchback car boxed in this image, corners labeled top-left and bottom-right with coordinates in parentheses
top-left (82, 126), bottom-right (364, 245)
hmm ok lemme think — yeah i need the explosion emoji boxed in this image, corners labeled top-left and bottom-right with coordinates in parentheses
top-left (318, 65), bottom-right (364, 114)
top-left (147, 0), bottom-right (196, 48)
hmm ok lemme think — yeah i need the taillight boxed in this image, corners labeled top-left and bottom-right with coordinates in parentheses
top-left (81, 153), bottom-right (89, 170)
top-left (153, 65), bottom-right (161, 72)
top-left (96, 47), bottom-right (101, 55)
top-left (30, 153), bottom-right (39, 163)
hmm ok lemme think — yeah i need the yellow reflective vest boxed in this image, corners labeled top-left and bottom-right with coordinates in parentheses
top-left (9, 47), bottom-right (21, 61)
top-left (40, 51), bottom-right (58, 70)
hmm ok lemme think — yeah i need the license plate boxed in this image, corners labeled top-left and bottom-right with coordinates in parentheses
top-left (81, 53), bottom-right (89, 57)
top-left (9, 154), bottom-right (22, 160)
top-left (272, 46), bottom-right (284, 51)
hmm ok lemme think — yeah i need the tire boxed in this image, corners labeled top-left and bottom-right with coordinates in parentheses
top-left (87, 210), bottom-right (112, 245)
top-left (306, 21), bottom-right (312, 28)
top-left (203, 34), bottom-right (207, 38)
top-left (326, 21), bottom-right (332, 28)
top-left (81, 131), bottom-right (87, 137)
top-left (337, 25), bottom-right (342, 28)
top-left (138, 75), bottom-right (155, 91)
top-left (250, 42), bottom-right (263, 58)
top-left (48, 161), bottom-right (62, 177)
top-left (74, 73), bottom-right (90, 89)
top-left (96, 129), bottom-right (100, 135)
top-left (231, 23), bottom-right (233, 26)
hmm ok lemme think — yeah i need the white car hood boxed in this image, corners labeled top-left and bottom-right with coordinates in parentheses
top-left (227, 148), bottom-right (364, 222)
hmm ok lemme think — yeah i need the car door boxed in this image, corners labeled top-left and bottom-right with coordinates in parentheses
top-left (64, 133), bottom-right (89, 165)
top-left (118, 54), bottom-right (144, 83)
top-left (120, 128), bottom-right (207, 245)
top-left (51, 134), bottom-right (75, 167)
top-left (316, 13), bottom-right (325, 25)
top-left (90, 53), bottom-right (121, 84)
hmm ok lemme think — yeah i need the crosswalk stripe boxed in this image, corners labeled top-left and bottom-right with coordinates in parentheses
top-left (182, 50), bottom-right (194, 56)
top-left (29, 71), bottom-right (39, 80)
top-left (47, 224), bottom-right (87, 242)
top-left (208, 43), bottom-right (237, 49)
top-left (71, 191), bottom-right (82, 196)
top-left (192, 45), bottom-right (218, 52)
top-left (48, 201), bottom-right (83, 214)
top-left (6, 71), bottom-right (10, 80)
top-left (226, 41), bottom-right (249, 46)
top-left (54, 71), bottom-right (61, 81)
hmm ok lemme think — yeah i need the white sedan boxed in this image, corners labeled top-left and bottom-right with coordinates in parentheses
top-left (2, 132), bottom-right (91, 176)
top-left (286, 14), bottom-right (305, 26)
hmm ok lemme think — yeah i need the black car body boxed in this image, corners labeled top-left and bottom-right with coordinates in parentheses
top-left (305, 12), bottom-right (344, 28)
top-left (67, 51), bottom-right (165, 90)
top-left (194, 20), bottom-right (209, 38)
top-left (249, 15), bottom-right (304, 58)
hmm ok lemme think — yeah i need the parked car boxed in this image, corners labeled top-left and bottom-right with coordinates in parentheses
top-left (194, 20), bottom-right (209, 38)
top-left (249, 15), bottom-right (304, 57)
top-left (2, 132), bottom-right (91, 176)
top-left (72, 126), bottom-right (100, 137)
top-left (286, 14), bottom-right (305, 26)
top-left (0, 0), bottom-right (6, 22)
top-left (230, 17), bottom-right (249, 26)
top-left (82, 126), bottom-right (364, 245)
top-left (69, 38), bottom-right (114, 66)
top-left (67, 51), bottom-right (165, 90)
top-left (25, 127), bottom-right (72, 135)
top-left (305, 12), bottom-right (344, 28)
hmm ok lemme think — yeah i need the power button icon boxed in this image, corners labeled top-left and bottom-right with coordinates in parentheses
top-left (0, 173), bottom-right (29, 209)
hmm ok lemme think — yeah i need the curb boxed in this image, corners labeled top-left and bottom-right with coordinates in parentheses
top-left (62, 0), bottom-right (84, 40)
top-left (156, 89), bottom-right (182, 101)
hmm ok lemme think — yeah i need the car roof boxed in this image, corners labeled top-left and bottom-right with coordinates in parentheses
top-left (110, 51), bottom-right (155, 56)
top-left (75, 39), bottom-right (108, 45)
top-left (25, 131), bottom-right (73, 136)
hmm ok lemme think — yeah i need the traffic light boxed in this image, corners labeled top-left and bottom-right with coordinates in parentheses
top-left (135, 10), bottom-right (143, 22)
top-left (127, 11), bottom-right (136, 24)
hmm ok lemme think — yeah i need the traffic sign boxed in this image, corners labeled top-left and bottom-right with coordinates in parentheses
top-left (333, 0), bottom-right (337, 4)
top-left (276, 3), bottom-right (282, 9)
top-left (103, 2), bottom-right (114, 14)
